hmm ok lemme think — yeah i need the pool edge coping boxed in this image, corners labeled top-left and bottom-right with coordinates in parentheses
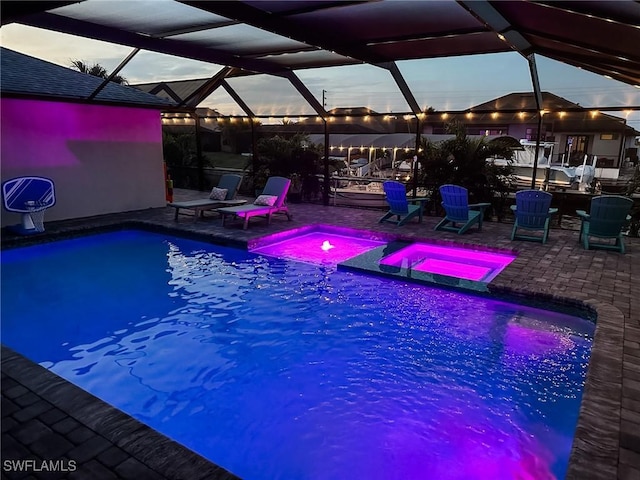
top-left (1, 220), bottom-right (622, 479)
top-left (1, 345), bottom-right (240, 480)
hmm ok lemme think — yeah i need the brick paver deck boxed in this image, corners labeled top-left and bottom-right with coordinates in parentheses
top-left (2, 189), bottom-right (639, 479)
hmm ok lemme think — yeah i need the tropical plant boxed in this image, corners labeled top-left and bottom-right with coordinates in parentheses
top-left (418, 121), bottom-right (515, 219)
top-left (162, 131), bottom-right (198, 188)
top-left (256, 133), bottom-right (321, 175)
top-left (252, 133), bottom-right (322, 197)
top-left (218, 118), bottom-right (255, 154)
top-left (70, 60), bottom-right (129, 85)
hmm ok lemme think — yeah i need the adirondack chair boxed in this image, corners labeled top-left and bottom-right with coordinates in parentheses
top-left (576, 195), bottom-right (633, 253)
top-left (379, 181), bottom-right (430, 226)
top-left (510, 190), bottom-right (558, 244)
top-left (434, 184), bottom-right (491, 234)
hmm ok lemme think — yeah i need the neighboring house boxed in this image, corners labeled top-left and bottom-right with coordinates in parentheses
top-left (136, 76), bottom-right (638, 179)
top-left (0, 48), bottom-right (176, 227)
top-left (450, 92), bottom-right (638, 170)
top-left (304, 93), bottom-right (638, 179)
top-left (261, 107), bottom-right (393, 136)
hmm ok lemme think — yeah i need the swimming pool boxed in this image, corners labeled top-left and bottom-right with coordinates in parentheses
top-left (1, 230), bottom-right (594, 479)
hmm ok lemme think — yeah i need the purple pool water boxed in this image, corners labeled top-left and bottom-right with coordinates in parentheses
top-left (1, 230), bottom-right (594, 480)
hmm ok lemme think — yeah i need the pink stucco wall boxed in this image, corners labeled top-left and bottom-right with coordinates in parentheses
top-left (1, 98), bottom-right (166, 226)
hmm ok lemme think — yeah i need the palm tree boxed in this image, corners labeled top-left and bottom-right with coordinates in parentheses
top-left (419, 121), bottom-right (516, 219)
top-left (70, 60), bottom-right (128, 85)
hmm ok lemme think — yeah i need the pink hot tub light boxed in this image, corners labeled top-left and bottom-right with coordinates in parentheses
top-left (250, 231), bottom-right (385, 265)
top-left (380, 243), bottom-right (516, 282)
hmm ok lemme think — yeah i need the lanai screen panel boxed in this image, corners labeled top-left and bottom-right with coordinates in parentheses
top-left (398, 52), bottom-right (533, 112)
top-left (297, 64), bottom-right (412, 113)
top-left (50, 0), bottom-right (230, 35)
top-left (3, 0), bottom-right (639, 114)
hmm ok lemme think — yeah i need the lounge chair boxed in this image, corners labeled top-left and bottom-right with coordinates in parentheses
top-left (168, 174), bottom-right (244, 221)
top-left (218, 176), bottom-right (293, 229)
top-left (379, 181), bottom-right (430, 226)
top-left (576, 195), bottom-right (633, 253)
top-left (510, 190), bottom-right (558, 244)
top-left (434, 184), bottom-right (491, 234)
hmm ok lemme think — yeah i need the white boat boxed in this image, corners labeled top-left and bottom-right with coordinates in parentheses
top-left (490, 140), bottom-right (595, 190)
top-left (327, 174), bottom-right (427, 208)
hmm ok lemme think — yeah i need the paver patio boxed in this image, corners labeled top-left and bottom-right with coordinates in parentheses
top-left (1, 188), bottom-right (639, 479)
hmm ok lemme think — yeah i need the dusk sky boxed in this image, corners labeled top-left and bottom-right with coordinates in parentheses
top-left (2, 23), bottom-right (639, 131)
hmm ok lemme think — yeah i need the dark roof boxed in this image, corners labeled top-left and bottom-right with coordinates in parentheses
top-left (468, 92), bottom-right (640, 135)
top-left (0, 47), bottom-right (175, 108)
top-left (3, 0), bottom-right (638, 109)
top-left (471, 92), bottom-right (582, 112)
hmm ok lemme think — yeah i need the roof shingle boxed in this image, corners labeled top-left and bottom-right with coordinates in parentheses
top-left (0, 47), bottom-right (175, 108)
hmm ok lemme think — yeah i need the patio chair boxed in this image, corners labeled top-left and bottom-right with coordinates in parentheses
top-left (576, 195), bottom-right (633, 253)
top-left (434, 184), bottom-right (491, 234)
top-left (168, 174), bottom-right (244, 221)
top-left (379, 181), bottom-right (430, 226)
top-left (218, 176), bottom-right (293, 229)
top-left (510, 190), bottom-right (558, 244)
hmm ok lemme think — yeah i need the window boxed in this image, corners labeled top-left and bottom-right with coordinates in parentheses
top-left (599, 133), bottom-right (618, 140)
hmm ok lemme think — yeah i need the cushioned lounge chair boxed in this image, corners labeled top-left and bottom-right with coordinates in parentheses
top-left (510, 190), bottom-right (558, 244)
top-left (434, 184), bottom-right (491, 234)
top-left (218, 176), bottom-right (293, 229)
top-left (168, 174), bottom-right (244, 221)
top-left (576, 195), bottom-right (633, 253)
top-left (379, 181), bottom-right (430, 226)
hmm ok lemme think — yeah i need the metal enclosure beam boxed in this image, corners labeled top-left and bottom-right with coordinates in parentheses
top-left (18, 12), bottom-right (289, 76)
top-left (220, 80), bottom-right (255, 118)
top-left (88, 48), bottom-right (140, 100)
top-left (181, 0), bottom-right (388, 65)
top-left (458, 0), bottom-right (546, 187)
top-left (378, 62), bottom-right (422, 115)
top-left (181, 66), bottom-right (237, 108)
top-left (283, 72), bottom-right (328, 118)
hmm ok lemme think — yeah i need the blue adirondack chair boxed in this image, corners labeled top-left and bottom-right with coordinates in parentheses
top-left (379, 181), bottom-right (430, 226)
top-left (434, 184), bottom-right (491, 234)
top-left (576, 195), bottom-right (633, 253)
top-left (510, 190), bottom-right (558, 244)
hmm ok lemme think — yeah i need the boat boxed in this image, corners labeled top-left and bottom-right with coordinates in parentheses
top-left (326, 176), bottom-right (387, 208)
top-left (489, 140), bottom-right (595, 191)
top-left (327, 173), bottom-right (427, 209)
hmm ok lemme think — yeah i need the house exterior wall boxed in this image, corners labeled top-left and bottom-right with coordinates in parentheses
top-left (591, 134), bottom-right (622, 162)
top-left (1, 98), bottom-right (166, 227)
